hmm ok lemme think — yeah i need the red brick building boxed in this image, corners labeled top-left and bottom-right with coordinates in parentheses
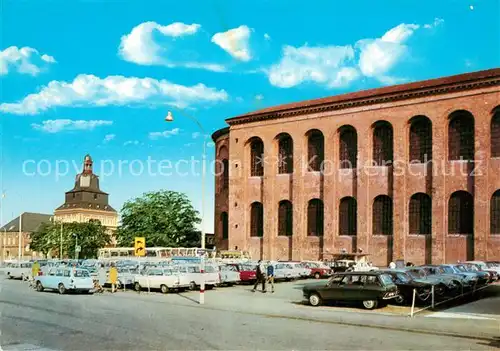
top-left (212, 69), bottom-right (500, 266)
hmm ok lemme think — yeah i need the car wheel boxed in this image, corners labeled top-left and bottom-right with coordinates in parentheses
top-left (116, 281), bottom-right (122, 289)
top-left (134, 282), bottom-right (141, 292)
top-left (189, 281), bottom-right (197, 290)
top-left (160, 284), bottom-right (169, 294)
top-left (308, 293), bottom-right (322, 306)
top-left (58, 283), bottom-right (66, 295)
top-left (314, 272), bottom-right (321, 279)
top-left (394, 295), bottom-right (405, 304)
top-left (36, 281), bottom-right (44, 292)
top-left (435, 284), bottom-right (446, 296)
top-left (417, 288), bottom-right (431, 302)
top-left (7, 273), bottom-right (12, 279)
top-left (362, 300), bottom-right (378, 310)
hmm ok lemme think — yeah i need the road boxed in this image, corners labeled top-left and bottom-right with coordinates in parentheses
top-left (1, 278), bottom-right (498, 350)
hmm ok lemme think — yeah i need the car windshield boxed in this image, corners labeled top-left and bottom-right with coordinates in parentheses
top-left (395, 273), bottom-right (411, 283)
top-left (74, 270), bottom-right (90, 278)
top-left (379, 274), bottom-right (394, 286)
top-left (441, 266), bottom-right (455, 274)
top-left (455, 265), bottom-right (467, 272)
top-left (241, 265), bottom-right (255, 271)
top-left (407, 269), bottom-right (425, 279)
top-left (466, 265), bottom-right (478, 271)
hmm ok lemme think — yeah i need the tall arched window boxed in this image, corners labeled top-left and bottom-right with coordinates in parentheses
top-left (222, 159), bottom-right (229, 190)
top-left (250, 202), bottom-right (264, 237)
top-left (307, 199), bottom-right (324, 236)
top-left (448, 191), bottom-right (474, 234)
top-left (249, 138), bottom-right (264, 176)
top-left (409, 116), bottom-right (433, 163)
top-left (339, 197), bottom-right (357, 235)
top-left (373, 195), bottom-right (393, 235)
top-left (448, 111), bottom-right (475, 161)
top-left (307, 130), bottom-right (324, 172)
top-left (278, 200), bottom-right (293, 236)
top-left (221, 212), bottom-right (229, 239)
top-left (339, 126), bottom-right (357, 169)
top-left (409, 193), bottom-right (432, 234)
top-left (277, 133), bottom-right (294, 174)
top-left (491, 190), bottom-right (500, 234)
top-left (491, 108), bottom-right (500, 158)
top-left (373, 121), bottom-right (393, 166)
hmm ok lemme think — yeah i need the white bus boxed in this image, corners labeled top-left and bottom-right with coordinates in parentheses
top-left (98, 247), bottom-right (217, 260)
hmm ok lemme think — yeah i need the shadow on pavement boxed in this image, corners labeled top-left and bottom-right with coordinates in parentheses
top-left (176, 293), bottom-right (199, 304)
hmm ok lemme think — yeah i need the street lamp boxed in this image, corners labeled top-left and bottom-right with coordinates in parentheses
top-left (73, 233), bottom-right (79, 260)
top-left (165, 109), bottom-right (207, 305)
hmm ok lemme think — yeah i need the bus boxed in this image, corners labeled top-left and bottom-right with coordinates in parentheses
top-left (215, 250), bottom-right (252, 260)
top-left (98, 247), bottom-right (217, 260)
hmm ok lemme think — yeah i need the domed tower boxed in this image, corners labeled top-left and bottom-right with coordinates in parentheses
top-left (54, 154), bottom-right (118, 231)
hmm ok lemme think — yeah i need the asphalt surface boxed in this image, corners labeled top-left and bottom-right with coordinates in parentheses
top-left (1, 278), bottom-right (499, 350)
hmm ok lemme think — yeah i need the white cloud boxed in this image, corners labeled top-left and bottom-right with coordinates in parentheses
top-left (264, 33), bottom-right (271, 41)
top-left (124, 140), bottom-right (140, 146)
top-left (103, 134), bottom-right (116, 142)
top-left (255, 94), bottom-right (264, 101)
top-left (424, 18), bottom-right (444, 29)
top-left (0, 74), bottom-right (229, 115)
top-left (0, 46), bottom-right (56, 76)
top-left (211, 25), bottom-right (252, 61)
top-left (31, 119), bottom-right (112, 133)
top-left (192, 132), bottom-right (201, 139)
top-left (149, 127), bottom-right (180, 140)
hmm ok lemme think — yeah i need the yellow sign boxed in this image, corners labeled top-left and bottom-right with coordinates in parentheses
top-left (134, 237), bottom-right (145, 256)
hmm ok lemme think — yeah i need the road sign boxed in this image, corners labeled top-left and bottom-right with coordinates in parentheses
top-left (134, 237), bottom-right (145, 256)
top-left (75, 245), bottom-right (81, 253)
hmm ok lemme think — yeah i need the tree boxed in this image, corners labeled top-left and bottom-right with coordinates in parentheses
top-left (30, 220), bottom-right (111, 259)
top-left (116, 190), bottom-right (201, 248)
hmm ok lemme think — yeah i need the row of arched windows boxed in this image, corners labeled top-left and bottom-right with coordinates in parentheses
top-left (244, 108), bottom-right (500, 176)
top-left (217, 190), bottom-right (500, 239)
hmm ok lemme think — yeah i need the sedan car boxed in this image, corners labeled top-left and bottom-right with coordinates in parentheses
top-left (228, 263), bottom-right (257, 283)
top-left (302, 272), bottom-right (398, 309)
top-left (381, 269), bottom-right (435, 304)
top-left (302, 261), bottom-right (333, 279)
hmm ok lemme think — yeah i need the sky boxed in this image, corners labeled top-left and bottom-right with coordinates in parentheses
top-left (0, 0), bottom-right (499, 232)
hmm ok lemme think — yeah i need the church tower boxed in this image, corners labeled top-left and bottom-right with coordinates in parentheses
top-left (54, 154), bottom-right (118, 231)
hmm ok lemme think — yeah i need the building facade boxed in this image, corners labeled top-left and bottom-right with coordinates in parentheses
top-left (212, 68), bottom-right (500, 266)
top-left (54, 155), bottom-right (118, 231)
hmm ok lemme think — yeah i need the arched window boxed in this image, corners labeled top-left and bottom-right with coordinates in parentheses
top-left (278, 200), bottom-right (293, 236)
top-left (491, 108), bottom-right (500, 158)
top-left (491, 190), bottom-right (500, 234)
top-left (277, 134), bottom-right (294, 174)
top-left (339, 126), bottom-right (357, 169)
top-left (307, 199), bottom-right (324, 236)
top-left (307, 130), bottom-right (324, 172)
top-left (250, 138), bottom-right (264, 176)
top-left (448, 111), bottom-right (475, 161)
top-left (221, 212), bottom-right (229, 239)
top-left (448, 191), bottom-right (474, 234)
top-left (222, 159), bottom-right (229, 190)
top-left (373, 121), bottom-right (393, 166)
top-left (373, 195), bottom-right (393, 235)
top-left (339, 197), bottom-right (357, 235)
top-left (409, 193), bottom-right (432, 234)
top-left (409, 116), bottom-right (433, 163)
top-left (250, 202), bottom-right (264, 237)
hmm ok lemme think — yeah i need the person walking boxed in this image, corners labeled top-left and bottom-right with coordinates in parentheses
top-left (109, 263), bottom-right (118, 293)
top-left (30, 261), bottom-right (40, 288)
top-left (95, 263), bottom-right (106, 293)
top-left (266, 261), bottom-right (275, 293)
top-left (252, 260), bottom-right (267, 293)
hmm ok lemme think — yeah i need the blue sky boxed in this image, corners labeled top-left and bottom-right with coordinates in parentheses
top-left (1, 0), bottom-right (499, 232)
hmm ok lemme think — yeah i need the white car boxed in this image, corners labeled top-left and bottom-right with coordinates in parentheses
top-left (4, 261), bottom-right (32, 280)
top-left (218, 264), bottom-right (241, 286)
top-left (35, 267), bottom-right (94, 294)
top-left (286, 262), bottom-right (311, 278)
top-left (273, 262), bottom-right (300, 280)
top-left (134, 267), bottom-right (188, 293)
top-left (173, 264), bottom-right (220, 290)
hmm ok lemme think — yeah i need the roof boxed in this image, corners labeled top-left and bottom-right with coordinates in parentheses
top-left (211, 127), bottom-right (229, 142)
top-left (55, 202), bottom-right (116, 212)
top-left (226, 68), bottom-right (500, 125)
top-left (0, 212), bottom-right (53, 232)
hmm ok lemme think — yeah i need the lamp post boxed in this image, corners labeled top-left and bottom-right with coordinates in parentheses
top-left (165, 110), bottom-right (207, 305)
top-left (73, 233), bottom-right (79, 260)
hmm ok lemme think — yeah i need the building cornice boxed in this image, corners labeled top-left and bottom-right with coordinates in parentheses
top-left (226, 68), bottom-right (500, 126)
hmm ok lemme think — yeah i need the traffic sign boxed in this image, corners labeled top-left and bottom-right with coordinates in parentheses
top-left (134, 237), bottom-right (145, 256)
top-left (75, 245), bottom-right (81, 253)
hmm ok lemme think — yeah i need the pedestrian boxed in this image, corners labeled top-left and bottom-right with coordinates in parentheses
top-left (266, 261), bottom-right (275, 293)
top-left (30, 261), bottom-right (40, 288)
top-left (109, 263), bottom-right (118, 293)
top-left (252, 260), bottom-right (266, 293)
top-left (389, 261), bottom-right (396, 269)
top-left (96, 263), bottom-right (107, 293)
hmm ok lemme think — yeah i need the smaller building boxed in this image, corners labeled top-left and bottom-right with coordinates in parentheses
top-left (0, 212), bottom-right (52, 261)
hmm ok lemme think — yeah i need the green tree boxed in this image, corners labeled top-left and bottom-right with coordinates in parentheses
top-left (30, 220), bottom-right (111, 259)
top-left (116, 190), bottom-right (201, 247)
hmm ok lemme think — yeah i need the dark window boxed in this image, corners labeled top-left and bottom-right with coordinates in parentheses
top-left (373, 195), bottom-right (393, 235)
top-left (250, 202), bottom-right (264, 237)
top-left (448, 191), bottom-right (474, 234)
top-left (339, 197), bottom-right (357, 235)
top-left (278, 200), bottom-right (293, 236)
top-left (221, 212), bottom-right (229, 239)
top-left (307, 130), bottom-right (324, 172)
top-left (491, 190), bottom-right (500, 234)
top-left (373, 122), bottom-right (393, 166)
top-left (222, 159), bottom-right (229, 190)
top-left (409, 116), bottom-right (433, 163)
top-left (492, 109), bottom-right (500, 158)
top-left (339, 126), bottom-right (357, 169)
top-left (307, 199), bottom-right (324, 236)
top-left (448, 111), bottom-right (475, 161)
top-left (250, 139), bottom-right (264, 176)
top-left (277, 134), bottom-right (293, 174)
top-left (409, 193), bottom-right (432, 234)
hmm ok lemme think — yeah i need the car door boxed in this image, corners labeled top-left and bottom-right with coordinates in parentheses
top-left (337, 274), bottom-right (365, 300)
top-left (43, 268), bottom-right (58, 289)
top-left (320, 275), bottom-right (346, 300)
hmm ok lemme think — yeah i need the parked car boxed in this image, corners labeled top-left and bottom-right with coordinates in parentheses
top-left (284, 262), bottom-right (311, 279)
top-left (405, 266), bottom-right (459, 297)
top-left (273, 262), bottom-right (300, 281)
top-left (35, 267), bottom-right (94, 294)
top-left (465, 261), bottom-right (500, 281)
top-left (302, 261), bottom-right (333, 279)
top-left (433, 264), bottom-right (480, 289)
top-left (331, 259), bottom-right (377, 273)
top-left (171, 264), bottom-right (219, 290)
top-left (4, 261), bottom-right (32, 280)
top-left (134, 267), bottom-right (188, 293)
top-left (218, 264), bottom-right (241, 286)
top-left (381, 269), bottom-right (435, 304)
top-left (228, 263), bottom-right (257, 283)
top-left (454, 264), bottom-right (490, 286)
top-left (302, 272), bottom-right (398, 309)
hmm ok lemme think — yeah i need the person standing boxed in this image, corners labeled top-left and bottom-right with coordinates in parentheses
top-left (30, 261), bottom-right (40, 288)
top-left (266, 261), bottom-right (275, 293)
top-left (252, 260), bottom-right (266, 293)
top-left (109, 263), bottom-right (118, 293)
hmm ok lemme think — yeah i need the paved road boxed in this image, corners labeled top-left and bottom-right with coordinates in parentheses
top-left (1, 279), bottom-right (498, 350)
